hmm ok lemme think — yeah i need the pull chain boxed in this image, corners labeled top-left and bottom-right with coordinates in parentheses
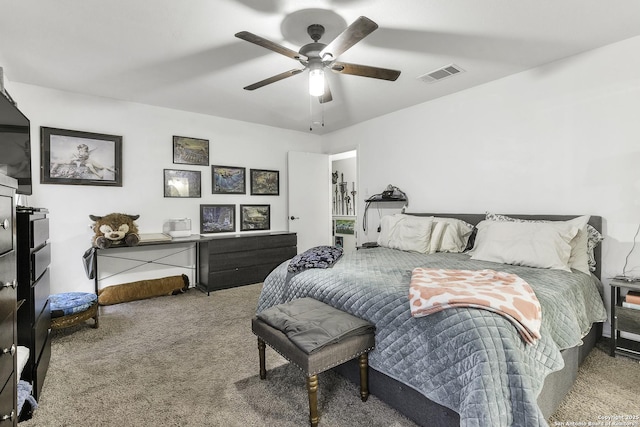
top-left (309, 96), bottom-right (325, 131)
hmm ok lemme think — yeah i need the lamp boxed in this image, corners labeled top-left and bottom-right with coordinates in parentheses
top-left (308, 64), bottom-right (325, 97)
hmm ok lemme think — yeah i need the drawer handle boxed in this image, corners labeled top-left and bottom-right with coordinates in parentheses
top-left (1, 280), bottom-right (17, 289)
top-left (1, 410), bottom-right (15, 422)
top-left (0, 218), bottom-right (9, 230)
top-left (1, 344), bottom-right (16, 357)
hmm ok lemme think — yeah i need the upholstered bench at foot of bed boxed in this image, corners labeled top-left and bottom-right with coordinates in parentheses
top-left (251, 299), bottom-right (375, 427)
top-left (49, 292), bottom-right (99, 330)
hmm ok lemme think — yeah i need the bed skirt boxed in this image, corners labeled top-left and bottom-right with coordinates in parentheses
top-left (334, 322), bottom-right (602, 426)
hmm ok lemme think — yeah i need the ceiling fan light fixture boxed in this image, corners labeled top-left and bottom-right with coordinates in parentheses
top-left (309, 68), bottom-right (325, 97)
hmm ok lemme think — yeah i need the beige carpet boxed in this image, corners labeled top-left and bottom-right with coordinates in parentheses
top-left (20, 284), bottom-right (639, 426)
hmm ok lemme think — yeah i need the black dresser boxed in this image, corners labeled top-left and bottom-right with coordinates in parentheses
top-left (0, 174), bottom-right (17, 427)
top-left (16, 208), bottom-right (50, 401)
top-left (197, 232), bottom-right (296, 294)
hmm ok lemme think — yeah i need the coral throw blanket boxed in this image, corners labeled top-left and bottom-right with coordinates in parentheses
top-left (409, 268), bottom-right (542, 344)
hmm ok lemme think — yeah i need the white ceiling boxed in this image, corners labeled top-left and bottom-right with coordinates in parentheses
top-left (2, 0), bottom-right (640, 135)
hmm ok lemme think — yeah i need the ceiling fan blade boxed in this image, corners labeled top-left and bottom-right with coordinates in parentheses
top-left (319, 79), bottom-right (332, 104)
top-left (330, 62), bottom-right (401, 81)
top-left (235, 31), bottom-right (308, 61)
top-left (319, 16), bottom-right (378, 61)
top-left (243, 69), bottom-right (304, 91)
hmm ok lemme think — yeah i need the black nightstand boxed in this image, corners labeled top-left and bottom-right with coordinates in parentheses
top-left (610, 278), bottom-right (640, 359)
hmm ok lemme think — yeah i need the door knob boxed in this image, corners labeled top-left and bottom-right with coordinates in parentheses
top-left (290, 216), bottom-right (300, 220)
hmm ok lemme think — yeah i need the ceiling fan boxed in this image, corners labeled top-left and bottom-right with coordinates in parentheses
top-left (235, 16), bottom-right (401, 103)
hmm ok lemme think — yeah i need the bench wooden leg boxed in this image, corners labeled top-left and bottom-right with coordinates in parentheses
top-left (257, 338), bottom-right (266, 380)
top-left (307, 374), bottom-right (319, 427)
top-left (359, 353), bottom-right (369, 402)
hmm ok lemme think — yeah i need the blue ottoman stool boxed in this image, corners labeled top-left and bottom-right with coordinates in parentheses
top-left (49, 292), bottom-right (99, 329)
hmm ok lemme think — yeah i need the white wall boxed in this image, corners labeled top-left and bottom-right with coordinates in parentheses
top-left (6, 82), bottom-right (321, 294)
top-left (322, 35), bottom-right (640, 332)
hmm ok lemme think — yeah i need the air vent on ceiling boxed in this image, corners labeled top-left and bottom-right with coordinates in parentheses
top-left (418, 64), bottom-right (464, 83)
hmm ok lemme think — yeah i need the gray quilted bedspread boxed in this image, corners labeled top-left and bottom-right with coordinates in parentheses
top-left (257, 247), bottom-right (607, 427)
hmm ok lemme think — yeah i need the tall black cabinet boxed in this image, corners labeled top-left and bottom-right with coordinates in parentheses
top-left (16, 208), bottom-right (51, 401)
top-left (0, 174), bottom-right (17, 427)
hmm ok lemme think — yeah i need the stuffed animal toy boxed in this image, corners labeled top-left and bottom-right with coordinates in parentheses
top-left (89, 213), bottom-right (140, 249)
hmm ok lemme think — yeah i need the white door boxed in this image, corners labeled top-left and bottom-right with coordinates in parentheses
top-left (288, 151), bottom-right (332, 253)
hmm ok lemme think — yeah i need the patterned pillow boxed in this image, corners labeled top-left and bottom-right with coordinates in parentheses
top-left (287, 245), bottom-right (344, 273)
top-left (485, 213), bottom-right (603, 272)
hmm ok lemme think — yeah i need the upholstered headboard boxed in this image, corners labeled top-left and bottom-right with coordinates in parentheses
top-left (407, 213), bottom-right (603, 280)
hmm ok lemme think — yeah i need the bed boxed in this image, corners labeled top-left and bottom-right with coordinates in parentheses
top-left (256, 213), bottom-right (607, 427)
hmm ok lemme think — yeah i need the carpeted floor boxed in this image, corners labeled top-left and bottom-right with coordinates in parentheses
top-left (20, 284), bottom-right (640, 426)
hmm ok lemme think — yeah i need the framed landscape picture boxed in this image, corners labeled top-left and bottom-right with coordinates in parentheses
top-left (250, 169), bottom-right (279, 195)
top-left (240, 204), bottom-right (270, 231)
top-left (200, 204), bottom-right (235, 234)
top-left (335, 219), bottom-right (355, 235)
top-left (40, 127), bottom-right (122, 186)
top-left (212, 165), bottom-right (246, 194)
top-left (173, 136), bottom-right (209, 166)
top-left (163, 169), bottom-right (201, 198)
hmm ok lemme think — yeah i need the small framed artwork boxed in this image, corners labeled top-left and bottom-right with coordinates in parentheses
top-left (250, 169), bottom-right (279, 195)
top-left (212, 165), bottom-right (246, 194)
top-left (335, 236), bottom-right (344, 248)
top-left (40, 127), bottom-right (122, 186)
top-left (163, 169), bottom-right (201, 198)
top-left (335, 219), bottom-right (355, 235)
top-left (173, 136), bottom-right (209, 166)
top-left (240, 204), bottom-right (270, 231)
top-left (200, 204), bottom-right (235, 234)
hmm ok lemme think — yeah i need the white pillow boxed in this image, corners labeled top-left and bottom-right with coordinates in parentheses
top-left (428, 221), bottom-right (449, 254)
top-left (485, 213), bottom-right (591, 275)
top-left (377, 214), bottom-right (404, 247)
top-left (387, 216), bottom-right (434, 253)
top-left (564, 215), bottom-right (590, 275)
top-left (433, 217), bottom-right (474, 253)
top-left (378, 214), bottom-right (435, 253)
top-left (469, 220), bottom-right (580, 272)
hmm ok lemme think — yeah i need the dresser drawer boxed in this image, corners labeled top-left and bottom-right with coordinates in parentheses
top-left (0, 252), bottom-right (16, 315)
top-left (33, 300), bottom-right (51, 360)
top-left (33, 333), bottom-right (50, 401)
top-left (206, 233), bottom-right (296, 254)
top-left (0, 195), bottom-right (12, 256)
top-left (0, 370), bottom-right (16, 426)
top-left (208, 247), bottom-right (296, 271)
top-left (32, 269), bottom-right (50, 320)
top-left (32, 244), bottom-right (50, 282)
top-left (207, 263), bottom-right (281, 290)
top-left (0, 310), bottom-right (15, 382)
top-left (30, 218), bottom-right (49, 249)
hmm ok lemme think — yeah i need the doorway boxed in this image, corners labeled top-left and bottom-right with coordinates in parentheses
top-left (330, 150), bottom-right (357, 251)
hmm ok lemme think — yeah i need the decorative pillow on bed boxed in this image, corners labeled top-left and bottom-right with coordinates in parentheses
top-left (485, 213), bottom-right (601, 274)
top-left (469, 220), bottom-right (580, 272)
top-left (287, 245), bottom-right (344, 273)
